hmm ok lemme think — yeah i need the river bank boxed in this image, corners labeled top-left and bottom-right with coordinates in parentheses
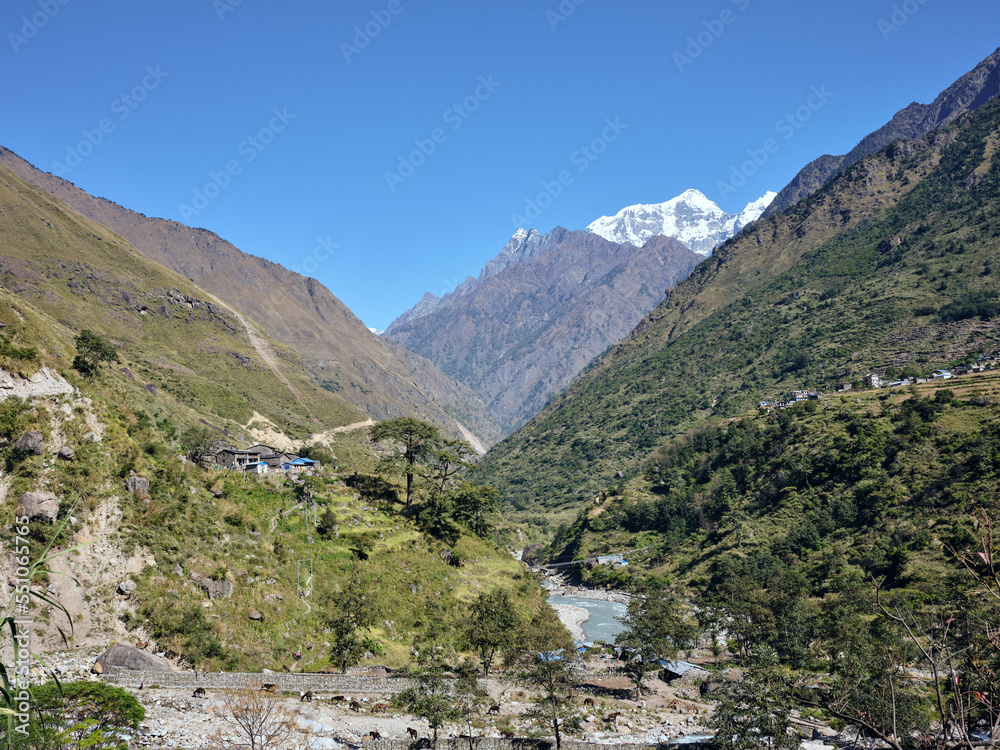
top-left (548, 602), bottom-right (590, 641)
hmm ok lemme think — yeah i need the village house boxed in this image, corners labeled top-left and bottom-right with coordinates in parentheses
top-left (206, 444), bottom-right (320, 476)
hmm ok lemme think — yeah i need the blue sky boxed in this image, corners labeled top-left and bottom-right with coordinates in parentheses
top-left (3, 1), bottom-right (999, 330)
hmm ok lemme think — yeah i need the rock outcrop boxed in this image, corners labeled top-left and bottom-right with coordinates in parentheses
top-left (16, 491), bottom-right (60, 523)
top-left (125, 476), bottom-right (150, 498)
top-left (191, 574), bottom-right (234, 599)
top-left (0, 366), bottom-right (74, 401)
top-left (93, 643), bottom-right (173, 673)
top-left (15, 431), bottom-right (44, 455)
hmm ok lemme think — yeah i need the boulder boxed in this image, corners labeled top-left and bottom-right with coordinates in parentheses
top-left (93, 643), bottom-right (173, 674)
top-left (191, 574), bottom-right (234, 599)
top-left (248, 610), bottom-right (263, 621)
top-left (125, 476), bottom-right (150, 498)
top-left (16, 492), bottom-right (60, 523)
top-left (117, 579), bottom-right (137, 596)
top-left (15, 431), bottom-right (44, 455)
top-left (521, 544), bottom-right (543, 564)
top-left (57, 446), bottom-right (75, 461)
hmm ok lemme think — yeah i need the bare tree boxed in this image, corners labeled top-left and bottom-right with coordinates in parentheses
top-left (212, 685), bottom-right (311, 750)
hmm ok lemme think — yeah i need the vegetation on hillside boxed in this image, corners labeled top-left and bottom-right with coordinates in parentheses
top-left (482, 94), bottom-right (1000, 528)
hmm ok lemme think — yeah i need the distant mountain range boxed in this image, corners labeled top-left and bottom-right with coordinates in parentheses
top-left (586, 189), bottom-right (776, 255)
top-left (763, 45), bottom-right (1000, 217)
top-left (385, 229), bottom-right (700, 433)
top-left (385, 188), bottom-right (773, 436)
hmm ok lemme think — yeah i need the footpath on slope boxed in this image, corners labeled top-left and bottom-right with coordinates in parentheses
top-left (208, 295), bottom-right (319, 422)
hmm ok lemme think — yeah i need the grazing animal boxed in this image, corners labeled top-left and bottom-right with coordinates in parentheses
top-left (488, 704), bottom-right (501, 715)
top-left (192, 687), bottom-right (206, 698)
top-left (605, 712), bottom-right (621, 723)
top-left (350, 700), bottom-right (362, 712)
top-left (300, 691), bottom-right (313, 702)
top-left (261, 683), bottom-right (278, 694)
top-left (583, 697), bottom-right (595, 707)
top-left (500, 730), bottom-right (515, 738)
top-left (138, 680), bottom-right (144, 691)
top-left (135, 640), bottom-right (149, 650)
top-left (407, 727), bottom-right (419, 739)
top-left (332, 695), bottom-right (346, 703)
top-left (372, 702), bottom-right (387, 713)
top-left (367, 731), bottom-right (382, 740)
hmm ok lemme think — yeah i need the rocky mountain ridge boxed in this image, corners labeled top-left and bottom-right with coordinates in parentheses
top-left (0, 146), bottom-right (501, 446)
top-left (763, 45), bottom-right (1000, 217)
top-left (386, 229), bottom-right (700, 433)
top-left (480, 90), bottom-right (1000, 520)
top-left (586, 188), bottom-right (776, 254)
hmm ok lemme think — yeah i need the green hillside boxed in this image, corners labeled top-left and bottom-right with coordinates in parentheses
top-left (541, 375), bottom-right (1000, 592)
top-left (0, 164), bottom-right (558, 671)
top-left (482, 95), bottom-right (1000, 532)
top-left (0, 161), bottom-right (365, 438)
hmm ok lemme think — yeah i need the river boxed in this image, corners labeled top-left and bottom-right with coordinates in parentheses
top-left (547, 594), bottom-right (627, 644)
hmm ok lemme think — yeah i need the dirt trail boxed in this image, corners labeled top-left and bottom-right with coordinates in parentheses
top-left (269, 501), bottom-right (304, 533)
top-left (209, 296), bottom-right (318, 421)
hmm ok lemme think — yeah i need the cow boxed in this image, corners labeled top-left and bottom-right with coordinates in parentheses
top-left (407, 727), bottom-right (419, 739)
top-left (372, 702), bottom-right (387, 713)
top-left (488, 704), bottom-right (501, 715)
top-left (192, 687), bottom-right (206, 698)
top-left (300, 691), bottom-right (313, 703)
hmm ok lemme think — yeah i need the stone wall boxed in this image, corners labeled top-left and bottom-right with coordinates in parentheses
top-left (362, 741), bottom-right (677, 750)
top-left (102, 667), bottom-right (416, 694)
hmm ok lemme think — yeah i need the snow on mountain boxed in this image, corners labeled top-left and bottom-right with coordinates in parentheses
top-left (586, 189), bottom-right (777, 256)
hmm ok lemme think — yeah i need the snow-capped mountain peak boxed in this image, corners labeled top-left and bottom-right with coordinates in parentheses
top-left (586, 189), bottom-right (776, 256)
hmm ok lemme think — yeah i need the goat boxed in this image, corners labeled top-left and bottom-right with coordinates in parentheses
top-left (350, 700), bottom-right (362, 712)
top-left (583, 697), bottom-right (595, 707)
top-left (192, 687), bottom-right (206, 698)
top-left (500, 730), bottom-right (516, 738)
top-left (407, 727), bottom-right (419, 739)
top-left (372, 702), bottom-right (387, 713)
top-left (367, 731), bottom-right (382, 740)
top-left (332, 695), bottom-right (346, 703)
top-left (488, 704), bottom-right (501, 715)
top-left (261, 683), bottom-right (278, 693)
top-left (300, 691), bottom-right (313, 702)
top-left (605, 712), bottom-right (621, 723)
top-left (135, 640), bottom-right (149, 650)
